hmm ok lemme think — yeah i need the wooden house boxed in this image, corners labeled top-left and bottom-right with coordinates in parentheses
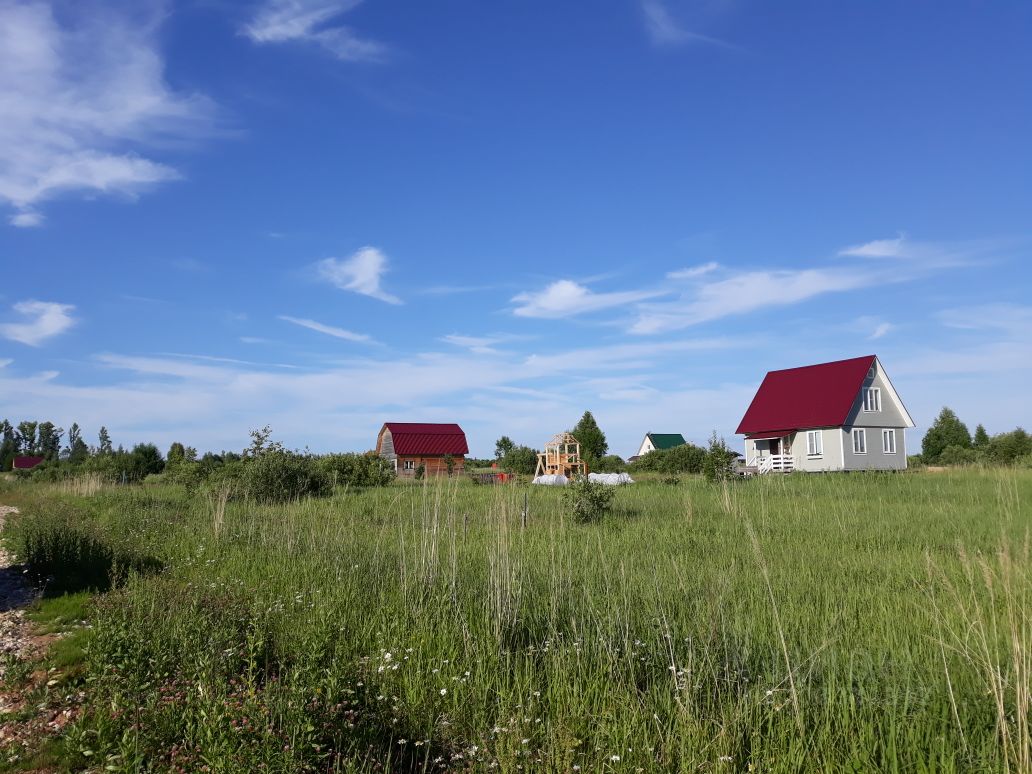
top-left (376, 422), bottom-right (469, 478)
top-left (737, 355), bottom-right (914, 473)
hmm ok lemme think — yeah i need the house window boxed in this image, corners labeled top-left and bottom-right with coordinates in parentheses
top-left (863, 387), bottom-right (881, 412)
top-left (852, 428), bottom-right (867, 454)
top-left (806, 430), bottom-right (823, 457)
top-left (882, 429), bottom-right (896, 454)
top-left (403, 460), bottom-right (415, 471)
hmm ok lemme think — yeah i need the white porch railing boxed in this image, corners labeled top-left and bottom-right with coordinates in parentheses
top-left (755, 454), bottom-right (794, 474)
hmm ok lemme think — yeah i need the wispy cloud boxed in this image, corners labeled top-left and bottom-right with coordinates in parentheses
top-left (639, 0), bottom-right (736, 49)
top-left (441, 333), bottom-right (531, 355)
top-left (0, 358), bottom-right (12, 368)
top-left (0, 0), bottom-right (218, 226)
top-left (838, 234), bottom-right (1002, 267)
top-left (667, 261), bottom-right (719, 280)
top-left (316, 246), bottom-right (402, 304)
top-left (0, 300), bottom-right (76, 346)
top-left (632, 267), bottom-right (877, 334)
top-left (838, 235), bottom-right (909, 259)
top-left (512, 280), bottom-right (664, 319)
top-left (278, 314), bottom-right (372, 342)
top-left (869, 322), bottom-right (894, 340)
top-left (243, 0), bottom-right (387, 61)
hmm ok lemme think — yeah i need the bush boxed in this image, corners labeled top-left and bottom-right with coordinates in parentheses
top-left (937, 445), bottom-right (978, 466)
top-left (563, 477), bottom-right (616, 524)
top-left (501, 445), bottom-right (538, 476)
top-left (317, 453), bottom-right (396, 488)
top-left (629, 443), bottom-right (706, 475)
top-left (703, 433), bottom-right (738, 483)
top-left (242, 450), bottom-right (330, 503)
top-left (594, 454), bottom-right (627, 473)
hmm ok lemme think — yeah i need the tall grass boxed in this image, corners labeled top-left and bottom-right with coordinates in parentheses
top-left (5, 469), bottom-right (1032, 771)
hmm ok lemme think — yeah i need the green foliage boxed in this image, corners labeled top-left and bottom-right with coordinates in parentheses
top-left (630, 443), bottom-right (707, 474)
top-left (494, 435), bottom-right (515, 460)
top-left (937, 445), bottom-right (978, 466)
top-left (241, 449), bottom-right (330, 502)
top-left (17, 420), bottom-right (38, 454)
top-left (593, 454), bottom-right (627, 472)
top-left (97, 426), bottom-right (113, 455)
top-left (37, 421), bottom-right (64, 460)
top-left (9, 471), bottom-right (1032, 771)
top-left (973, 424), bottom-right (990, 449)
top-left (65, 422), bottom-right (90, 463)
top-left (563, 476), bottom-right (616, 523)
top-left (414, 463), bottom-right (426, 480)
top-left (501, 444), bottom-right (538, 475)
top-left (317, 453), bottom-right (396, 488)
top-left (922, 407), bottom-right (971, 463)
top-left (985, 428), bottom-right (1032, 464)
top-left (571, 411), bottom-right (608, 461)
top-left (703, 432), bottom-right (738, 483)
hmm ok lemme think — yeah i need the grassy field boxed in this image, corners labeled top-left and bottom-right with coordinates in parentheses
top-left (2, 470), bottom-right (1030, 772)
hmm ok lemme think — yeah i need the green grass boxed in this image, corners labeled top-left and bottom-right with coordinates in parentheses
top-left (3, 470), bottom-right (1031, 772)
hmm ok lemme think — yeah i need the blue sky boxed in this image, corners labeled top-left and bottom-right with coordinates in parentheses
top-left (1, 0), bottom-right (1030, 458)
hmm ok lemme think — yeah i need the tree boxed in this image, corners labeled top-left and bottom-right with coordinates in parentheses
top-left (65, 422), bottom-right (89, 463)
top-left (0, 420), bottom-right (15, 471)
top-left (571, 411), bottom-right (608, 462)
top-left (973, 424), bottom-right (990, 450)
top-left (986, 428), bottom-right (1032, 464)
top-left (921, 407), bottom-right (971, 463)
top-left (128, 443), bottom-right (165, 480)
top-left (703, 432), bottom-right (738, 483)
top-left (37, 421), bottom-right (64, 461)
top-left (17, 421), bottom-right (38, 455)
top-left (167, 442), bottom-right (187, 465)
top-left (98, 426), bottom-right (113, 455)
top-left (501, 445), bottom-right (538, 476)
top-left (494, 436), bottom-right (515, 460)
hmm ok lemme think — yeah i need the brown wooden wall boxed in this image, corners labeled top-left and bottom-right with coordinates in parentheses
top-left (397, 455), bottom-right (466, 477)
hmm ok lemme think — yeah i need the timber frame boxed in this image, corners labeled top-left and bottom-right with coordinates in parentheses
top-left (535, 432), bottom-right (588, 478)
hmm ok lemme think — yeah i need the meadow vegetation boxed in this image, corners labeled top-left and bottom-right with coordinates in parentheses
top-left (1, 469), bottom-right (1030, 772)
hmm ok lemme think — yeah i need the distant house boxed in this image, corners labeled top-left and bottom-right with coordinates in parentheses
top-left (376, 423), bottom-right (469, 478)
top-left (12, 455), bottom-right (45, 471)
top-left (635, 433), bottom-right (687, 458)
top-left (736, 355), bottom-right (914, 473)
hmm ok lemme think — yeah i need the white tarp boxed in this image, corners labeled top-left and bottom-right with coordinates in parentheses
top-left (587, 472), bottom-right (635, 485)
top-left (531, 474), bottom-right (569, 486)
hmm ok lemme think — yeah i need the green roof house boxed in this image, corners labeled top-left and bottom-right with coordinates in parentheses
top-left (635, 432), bottom-right (687, 458)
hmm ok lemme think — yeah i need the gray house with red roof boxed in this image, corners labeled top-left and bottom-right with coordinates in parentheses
top-left (736, 355), bottom-right (914, 473)
top-left (376, 422), bottom-right (469, 478)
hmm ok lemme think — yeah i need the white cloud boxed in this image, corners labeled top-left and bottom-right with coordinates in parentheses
top-left (838, 235), bottom-right (909, 259)
top-left (9, 210), bottom-right (43, 227)
top-left (278, 315), bottom-right (372, 342)
top-left (667, 261), bottom-right (719, 280)
top-left (869, 322), bottom-right (894, 340)
top-left (0, 300), bottom-right (76, 346)
top-left (0, 358), bottom-right (12, 368)
top-left (441, 333), bottom-right (531, 355)
top-left (937, 303), bottom-right (1032, 333)
top-left (316, 247), bottom-right (401, 304)
top-left (631, 267), bottom-right (877, 334)
top-left (639, 0), bottom-right (735, 49)
top-left (512, 279), bottom-right (664, 319)
top-left (244, 0), bottom-right (387, 61)
top-left (0, 0), bottom-right (217, 225)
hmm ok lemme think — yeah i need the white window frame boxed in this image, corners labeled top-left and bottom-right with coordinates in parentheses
top-left (862, 387), bottom-right (881, 412)
top-left (882, 429), bottom-right (896, 454)
top-left (806, 430), bottom-right (823, 457)
top-left (852, 428), bottom-right (867, 454)
top-left (403, 459), bottom-right (415, 471)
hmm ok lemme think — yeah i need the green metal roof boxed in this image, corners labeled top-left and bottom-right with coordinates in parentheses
top-left (647, 433), bottom-right (687, 450)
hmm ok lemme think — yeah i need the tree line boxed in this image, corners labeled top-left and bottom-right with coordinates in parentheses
top-left (919, 407), bottom-right (1031, 466)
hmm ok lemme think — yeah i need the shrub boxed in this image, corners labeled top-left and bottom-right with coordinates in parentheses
top-left (242, 450), bottom-right (330, 503)
top-left (937, 445), bottom-right (978, 466)
top-left (703, 432), bottom-right (738, 483)
top-left (594, 454), bottom-right (627, 473)
top-left (629, 443), bottom-right (706, 475)
top-left (414, 463), bottom-right (426, 481)
top-left (501, 446), bottom-right (538, 476)
top-left (563, 477), bottom-right (616, 524)
top-left (317, 453), bottom-right (396, 488)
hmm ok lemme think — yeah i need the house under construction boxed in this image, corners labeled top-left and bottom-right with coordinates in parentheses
top-left (534, 432), bottom-right (588, 478)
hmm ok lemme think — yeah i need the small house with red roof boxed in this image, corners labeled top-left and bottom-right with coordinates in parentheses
top-left (12, 455), bottom-right (45, 471)
top-left (376, 423), bottom-right (469, 478)
top-left (736, 355), bottom-right (914, 473)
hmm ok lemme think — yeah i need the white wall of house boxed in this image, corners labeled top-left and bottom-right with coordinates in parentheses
top-left (637, 435), bottom-right (655, 457)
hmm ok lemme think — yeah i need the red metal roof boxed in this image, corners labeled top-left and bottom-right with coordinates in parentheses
top-left (383, 423), bottom-right (469, 456)
top-left (736, 355), bottom-right (876, 435)
top-left (13, 455), bottom-right (45, 469)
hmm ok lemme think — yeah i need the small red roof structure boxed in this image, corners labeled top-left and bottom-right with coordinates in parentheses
top-left (380, 423), bottom-right (469, 456)
top-left (736, 355), bottom-right (879, 436)
top-left (12, 455), bottom-right (45, 470)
